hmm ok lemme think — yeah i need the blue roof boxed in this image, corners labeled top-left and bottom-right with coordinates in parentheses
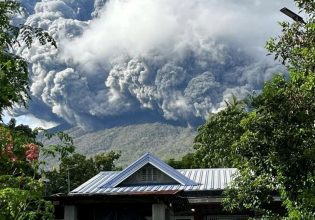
top-left (71, 168), bottom-right (237, 194)
top-left (70, 153), bottom-right (237, 195)
top-left (101, 153), bottom-right (197, 188)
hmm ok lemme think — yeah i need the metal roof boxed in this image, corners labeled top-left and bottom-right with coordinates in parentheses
top-left (71, 168), bottom-right (237, 195)
top-left (101, 152), bottom-right (197, 188)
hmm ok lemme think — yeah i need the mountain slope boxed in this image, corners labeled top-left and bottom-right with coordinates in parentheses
top-left (56, 122), bottom-right (196, 167)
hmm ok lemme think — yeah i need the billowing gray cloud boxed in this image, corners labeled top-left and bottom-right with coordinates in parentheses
top-left (14, 0), bottom-right (294, 129)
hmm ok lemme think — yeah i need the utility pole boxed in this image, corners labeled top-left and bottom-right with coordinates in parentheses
top-left (67, 168), bottom-right (70, 193)
top-left (67, 166), bottom-right (75, 193)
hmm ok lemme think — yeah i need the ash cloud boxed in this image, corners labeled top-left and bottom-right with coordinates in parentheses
top-left (16, 0), bottom-right (294, 129)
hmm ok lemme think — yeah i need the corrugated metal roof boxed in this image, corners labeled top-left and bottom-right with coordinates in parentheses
top-left (101, 153), bottom-right (197, 188)
top-left (71, 168), bottom-right (237, 195)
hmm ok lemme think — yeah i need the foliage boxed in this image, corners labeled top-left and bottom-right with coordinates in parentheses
top-left (166, 153), bottom-right (197, 169)
top-left (0, 0), bottom-right (56, 117)
top-left (193, 96), bottom-right (247, 168)
top-left (94, 151), bottom-right (121, 172)
top-left (0, 119), bottom-right (75, 219)
top-left (223, 71), bottom-right (315, 218)
top-left (0, 119), bottom-right (39, 176)
top-left (266, 1), bottom-right (315, 74)
top-left (0, 1), bottom-right (68, 219)
top-left (40, 130), bottom-right (75, 160)
top-left (45, 151), bottom-right (120, 195)
top-left (0, 175), bottom-right (54, 220)
top-left (221, 1), bottom-right (315, 218)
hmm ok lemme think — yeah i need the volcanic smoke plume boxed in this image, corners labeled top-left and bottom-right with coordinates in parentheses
top-left (15, 0), bottom-right (292, 129)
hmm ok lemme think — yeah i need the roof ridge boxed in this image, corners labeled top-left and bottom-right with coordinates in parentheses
top-left (101, 153), bottom-right (197, 188)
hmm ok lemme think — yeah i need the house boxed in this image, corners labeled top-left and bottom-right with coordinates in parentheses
top-left (50, 153), bottom-right (250, 220)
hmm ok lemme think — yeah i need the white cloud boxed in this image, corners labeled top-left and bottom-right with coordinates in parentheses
top-left (3, 111), bottom-right (58, 129)
top-left (63, 0), bottom-right (296, 63)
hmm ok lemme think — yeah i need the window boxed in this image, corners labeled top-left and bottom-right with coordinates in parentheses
top-left (141, 166), bottom-right (158, 182)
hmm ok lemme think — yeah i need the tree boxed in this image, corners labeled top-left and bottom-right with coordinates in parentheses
top-left (222, 1), bottom-right (315, 218)
top-left (166, 153), bottom-right (197, 169)
top-left (0, 121), bottom-right (52, 220)
top-left (0, 120), bottom-right (74, 219)
top-left (0, 0), bottom-right (55, 118)
top-left (45, 151), bottom-right (120, 195)
top-left (94, 151), bottom-right (121, 171)
top-left (224, 72), bottom-right (315, 218)
top-left (193, 96), bottom-right (247, 168)
top-left (169, 96), bottom-right (247, 170)
top-left (0, 1), bottom-right (62, 218)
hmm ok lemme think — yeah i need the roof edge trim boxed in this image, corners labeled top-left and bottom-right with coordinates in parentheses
top-left (101, 153), bottom-right (197, 188)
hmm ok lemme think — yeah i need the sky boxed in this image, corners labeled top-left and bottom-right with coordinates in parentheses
top-left (4, 0), bottom-right (298, 130)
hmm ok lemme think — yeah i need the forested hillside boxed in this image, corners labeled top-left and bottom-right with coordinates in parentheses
top-left (43, 123), bottom-right (196, 167)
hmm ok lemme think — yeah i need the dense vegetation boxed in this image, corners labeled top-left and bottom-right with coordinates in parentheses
top-left (56, 123), bottom-right (195, 167)
top-left (0, 119), bottom-right (75, 219)
top-left (45, 151), bottom-right (120, 195)
top-left (0, 1), bottom-right (57, 219)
